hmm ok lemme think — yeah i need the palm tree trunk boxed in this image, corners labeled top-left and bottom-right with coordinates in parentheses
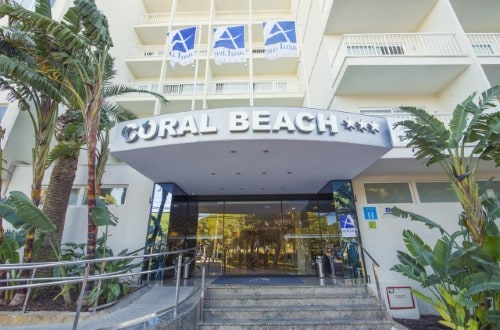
top-left (10, 99), bottom-right (56, 306)
top-left (35, 154), bottom-right (80, 268)
top-left (0, 126), bottom-right (7, 304)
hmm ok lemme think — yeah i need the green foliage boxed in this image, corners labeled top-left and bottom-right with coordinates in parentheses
top-left (391, 87), bottom-right (500, 329)
top-left (0, 191), bottom-right (56, 232)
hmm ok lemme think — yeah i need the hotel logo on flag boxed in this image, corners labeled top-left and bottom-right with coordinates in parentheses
top-left (167, 27), bottom-right (197, 68)
top-left (213, 25), bottom-right (246, 65)
top-left (262, 21), bottom-right (299, 60)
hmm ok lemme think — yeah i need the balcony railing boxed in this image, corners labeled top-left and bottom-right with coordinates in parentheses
top-left (128, 45), bottom-right (208, 58)
top-left (120, 80), bottom-right (302, 97)
top-left (137, 11), bottom-right (209, 24)
top-left (137, 10), bottom-right (291, 25)
top-left (208, 80), bottom-right (302, 95)
top-left (467, 33), bottom-right (500, 56)
top-left (340, 33), bottom-right (464, 57)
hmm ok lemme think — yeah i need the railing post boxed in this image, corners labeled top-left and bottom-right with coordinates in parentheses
top-left (22, 268), bottom-right (36, 313)
top-left (174, 252), bottom-right (183, 318)
top-left (73, 263), bottom-right (91, 330)
top-left (200, 260), bottom-right (206, 321)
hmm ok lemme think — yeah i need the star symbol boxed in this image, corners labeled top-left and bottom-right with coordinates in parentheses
top-left (368, 121), bottom-right (380, 134)
top-left (356, 119), bottom-right (368, 132)
top-left (343, 117), bottom-right (356, 131)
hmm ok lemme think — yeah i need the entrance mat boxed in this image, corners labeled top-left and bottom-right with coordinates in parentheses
top-left (212, 276), bottom-right (304, 285)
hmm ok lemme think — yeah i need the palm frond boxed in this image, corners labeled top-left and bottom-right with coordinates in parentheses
top-left (395, 107), bottom-right (450, 166)
top-left (5, 191), bottom-right (56, 232)
top-left (390, 207), bottom-right (448, 235)
top-left (101, 84), bottom-right (169, 105)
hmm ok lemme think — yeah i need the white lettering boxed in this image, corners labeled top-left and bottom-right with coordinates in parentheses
top-left (317, 114), bottom-right (338, 135)
top-left (199, 113), bottom-right (217, 134)
top-left (138, 120), bottom-right (158, 140)
top-left (295, 112), bottom-right (315, 133)
top-left (273, 111), bottom-right (295, 132)
top-left (253, 111), bottom-right (271, 131)
top-left (122, 124), bottom-right (139, 143)
top-left (229, 112), bottom-right (249, 131)
top-left (177, 115), bottom-right (199, 136)
top-left (158, 118), bottom-right (178, 138)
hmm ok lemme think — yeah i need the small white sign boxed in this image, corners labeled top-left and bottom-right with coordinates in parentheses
top-left (386, 287), bottom-right (416, 310)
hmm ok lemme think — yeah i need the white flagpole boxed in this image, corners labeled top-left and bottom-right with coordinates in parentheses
top-left (154, 0), bottom-right (177, 116)
top-left (191, 25), bottom-right (202, 111)
top-left (296, 21), bottom-right (311, 107)
top-left (248, 0), bottom-right (254, 107)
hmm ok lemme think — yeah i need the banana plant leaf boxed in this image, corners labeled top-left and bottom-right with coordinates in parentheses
top-left (0, 191), bottom-right (55, 232)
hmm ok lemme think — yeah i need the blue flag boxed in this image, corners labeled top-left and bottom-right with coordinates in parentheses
top-left (167, 26), bottom-right (197, 68)
top-left (262, 21), bottom-right (299, 60)
top-left (213, 25), bottom-right (246, 65)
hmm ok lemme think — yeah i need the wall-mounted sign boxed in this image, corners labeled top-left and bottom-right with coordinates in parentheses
top-left (118, 108), bottom-right (387, 145)
top-left (386, 286), bottom-right (416, 310)
top-left (363, 206), bottom-right (378, 220)
top-left (368, 221), bottom-right (377, 229)
top-left (339, 214), bottom-right (357, 238)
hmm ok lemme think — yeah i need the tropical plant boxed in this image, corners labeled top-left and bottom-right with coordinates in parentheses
top-left (0, 0), bottom-right (64, 305)
top-left (0, 0), bottom-right (166, 273)
top-left (0, 191), bottom-right (58, 303)
top-left (390, 86), bottom-right (500, 329)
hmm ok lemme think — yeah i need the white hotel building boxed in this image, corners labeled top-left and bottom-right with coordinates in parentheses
top-left (1, 0), bottom-right (499, 318)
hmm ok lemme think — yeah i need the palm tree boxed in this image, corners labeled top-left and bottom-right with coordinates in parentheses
top-left (0, 0), bottom-right (66, 305)
top-left (394, 85), bottom-right (500, 246)
top-left (391, 86), bottom-right (500, 328)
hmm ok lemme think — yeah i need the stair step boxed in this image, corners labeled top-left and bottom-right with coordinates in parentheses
top-left (198, 318), bottom-right (396, 330)
top-left (203, 304), bottom-right (384, 319)
top-left (204, 294), bottom-right (378, 307)
top-left (199, 282), bottom-right (394, 330)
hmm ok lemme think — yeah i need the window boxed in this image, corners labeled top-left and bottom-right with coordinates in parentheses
top-left (347, 45), bottom-right (404, 56)
top-left (360, 107), bottom-right (409, 115)
top-left (472, 44), bottom-right (494, 55)
top-left (479, 181), bottom-right (500, 199)
top-left (99, 187), bottom-right (127, 205)
top-left (364, 183), bottom-right (413, 204)
top-left (0, 105), bottom-right (7, 121)
top-left (416, 182), bottom-right (458, 203)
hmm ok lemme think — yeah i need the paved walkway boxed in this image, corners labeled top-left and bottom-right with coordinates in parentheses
top-left (5, 284), bottom-right (197, 330)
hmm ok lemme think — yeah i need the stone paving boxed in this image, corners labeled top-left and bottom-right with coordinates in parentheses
top-left (2, 282), bottom-right (198, 330)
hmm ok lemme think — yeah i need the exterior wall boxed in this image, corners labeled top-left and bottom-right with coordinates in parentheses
top-left (0, 0), bottom-right (498, 319)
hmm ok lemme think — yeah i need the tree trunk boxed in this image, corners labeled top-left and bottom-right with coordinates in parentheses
top-left (39, 154), bottom-right (80, 259)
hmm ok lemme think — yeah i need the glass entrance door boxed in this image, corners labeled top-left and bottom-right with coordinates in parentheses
top-left (224, 201), bottom-right (284, 275)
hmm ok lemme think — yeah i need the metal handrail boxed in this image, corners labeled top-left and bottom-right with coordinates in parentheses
top-left (0, 247), bottom-right (196, 329)
top-left (356, 242), bottom-right (383, 312)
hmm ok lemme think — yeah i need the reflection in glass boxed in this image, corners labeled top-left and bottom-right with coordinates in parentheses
top-left (145, 181), bottom-right (361, 279)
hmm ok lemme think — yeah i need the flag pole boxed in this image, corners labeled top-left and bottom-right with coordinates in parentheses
top-left (192, 25), bottom-right (203, 111)
top-left (154, 0), bottom-right (177, 116)
top-left (248, 0), bottom-right (254, 107)
top-left (296, 21), bottom-right (311, 107)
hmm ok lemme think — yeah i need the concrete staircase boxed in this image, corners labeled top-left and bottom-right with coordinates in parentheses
top-left (198, 283), bottom-right (400, 329)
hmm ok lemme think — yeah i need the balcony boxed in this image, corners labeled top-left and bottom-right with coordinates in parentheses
top-left (467, 33), bottom-right (500, 86)
top-left (134, 9), bottom-right (292, 45)
top-left (330, 33), bottom-right (470, 95)
top-left (323, 0), bottom-right (438, 34)
top-left (126, 42), bottom-right (298, 79)
top-left (115, 80), bottom-right (304, 116)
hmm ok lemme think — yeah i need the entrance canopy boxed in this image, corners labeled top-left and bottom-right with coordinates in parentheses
top-left (110, 107), bottom-right (393, 195)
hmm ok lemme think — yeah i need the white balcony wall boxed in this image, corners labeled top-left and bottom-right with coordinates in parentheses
top-left (468, 33), bottom-right (500, 56)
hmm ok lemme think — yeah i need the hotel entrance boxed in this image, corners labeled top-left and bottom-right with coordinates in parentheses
top-left (145, 181), bottom-right (364, 279)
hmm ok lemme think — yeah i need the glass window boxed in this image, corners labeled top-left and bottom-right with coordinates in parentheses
top-left (99, 187), bottom-right (127, 205)
top-left (68, 188), bottom-right (80, 205)
top-left (479, 181), bottom-right (500, 199)
top-left (364, 182), bottom-right (413, 204)
top-left (416, 182), bottom-right (458, 203)
top-left (0, 105), bottom-right (7, 121)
